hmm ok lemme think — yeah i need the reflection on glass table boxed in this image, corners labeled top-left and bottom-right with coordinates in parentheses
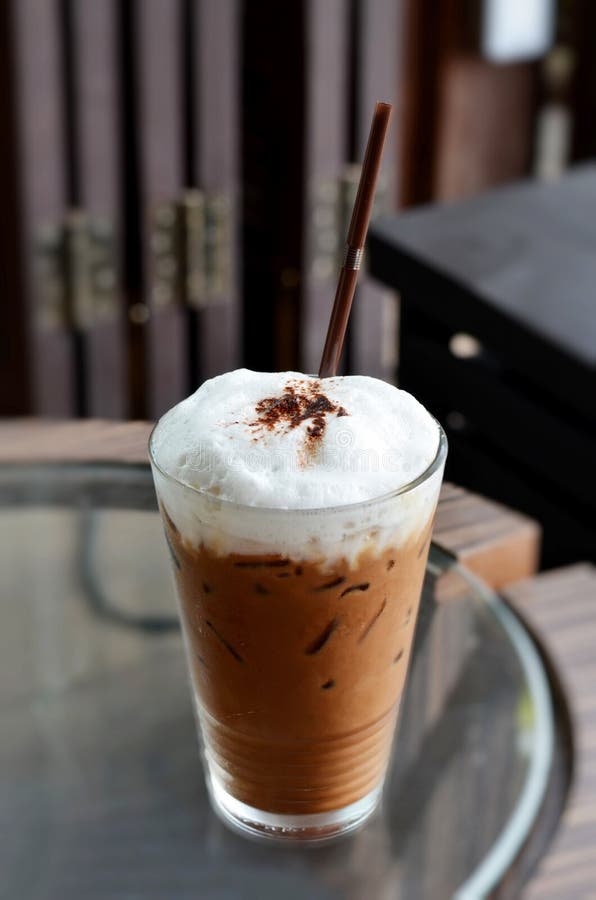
top-left (0, 467), bottom-right (553, 899)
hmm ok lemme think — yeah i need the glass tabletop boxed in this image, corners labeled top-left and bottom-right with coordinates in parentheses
top-left (0, 464), bottom-right (553, 899)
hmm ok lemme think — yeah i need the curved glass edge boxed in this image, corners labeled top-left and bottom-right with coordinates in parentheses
top-left (447, 561), bottom-right (554, 900)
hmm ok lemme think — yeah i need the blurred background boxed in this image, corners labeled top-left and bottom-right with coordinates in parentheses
top-left (0, 0), bottom-right (594, 565)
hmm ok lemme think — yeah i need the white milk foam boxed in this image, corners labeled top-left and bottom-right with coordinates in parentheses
top-left (151, 370), bottom-right (444, 563)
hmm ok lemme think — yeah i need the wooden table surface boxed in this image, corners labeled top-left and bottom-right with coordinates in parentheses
top-left (504, 566), bottom-right (596, 899)
top-left (1, 418), bottom-right (594, 898)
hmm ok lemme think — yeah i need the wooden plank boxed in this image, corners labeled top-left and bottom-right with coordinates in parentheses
top-left (349, 0), bottom-right (401, 381)
top-left (0, 421), bottom-right (541, 588)
top-left (243, 0), bottom-right (350, 375)
top-left (0, 4), bottom-right (31, 414)
top-left (136, 0), bottom-right (187, 418)
top-left (8, 0), bottom-right (75, 415)
top-left (70, 0), bottom-right (127, 417)
top-left (434, 484), bottom-right (541, 588)
top-left (242, 0), bottom-right (305, 373)
top-left (188, 0), bottom-right (241, 383)
top-left (300, 0), bottom-right (350, 375)
top-left (0, 420), bottom-right (153, 465)
top-left (433, 57), bottom-right (536, 201)
top-left (568, 0), bottom-right (596, 164)
top-left (503, 565), bottom-right (596, 899)
top-left (396, 0), bottom-right (536, 206)
top-left (396, 0), bottom-right (442, 207)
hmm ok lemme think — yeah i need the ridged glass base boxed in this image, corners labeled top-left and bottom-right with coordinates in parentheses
top-left (207, 772), bottom-right (383, 844)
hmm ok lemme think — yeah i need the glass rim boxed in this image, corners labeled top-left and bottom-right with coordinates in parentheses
top-left (148, 414), bottom-right (448, 518)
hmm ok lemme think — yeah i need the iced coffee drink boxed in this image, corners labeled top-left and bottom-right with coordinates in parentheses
top-left (150, 369), bottom-right (446, 841)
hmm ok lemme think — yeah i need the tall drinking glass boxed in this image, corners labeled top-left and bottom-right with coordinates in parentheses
top-left (150, 423), bottom-right (447, 842)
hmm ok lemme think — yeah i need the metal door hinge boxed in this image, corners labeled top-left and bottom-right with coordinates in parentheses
top-left (150, 190), bottom-right (232, 310)
top-left (35, 212), bottom-right (117, 331)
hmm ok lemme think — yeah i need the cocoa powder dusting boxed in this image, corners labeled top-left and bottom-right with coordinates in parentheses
top-left (249, 381), bottom-right (349, 451)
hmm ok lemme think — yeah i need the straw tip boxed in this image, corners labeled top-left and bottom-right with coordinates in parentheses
top-left (374, 101), bottom-right (393, 125)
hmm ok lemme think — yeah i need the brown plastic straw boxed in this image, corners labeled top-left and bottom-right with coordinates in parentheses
top-left (318, 101), bottom-right (392, 378)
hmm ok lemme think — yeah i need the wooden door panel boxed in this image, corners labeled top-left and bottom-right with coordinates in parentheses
top-left (301, 0), bottom-right (350, 375)
top-left (136, 0), bottom-right (187, 418)
top-left (350, 0), bottom-right (402, 381)
top-left (9, 0), bottom-right (75, 415)
top-left (188, 0), bottom-right (241, 384)
top-left (70, 0), bottom-right (127, 417)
